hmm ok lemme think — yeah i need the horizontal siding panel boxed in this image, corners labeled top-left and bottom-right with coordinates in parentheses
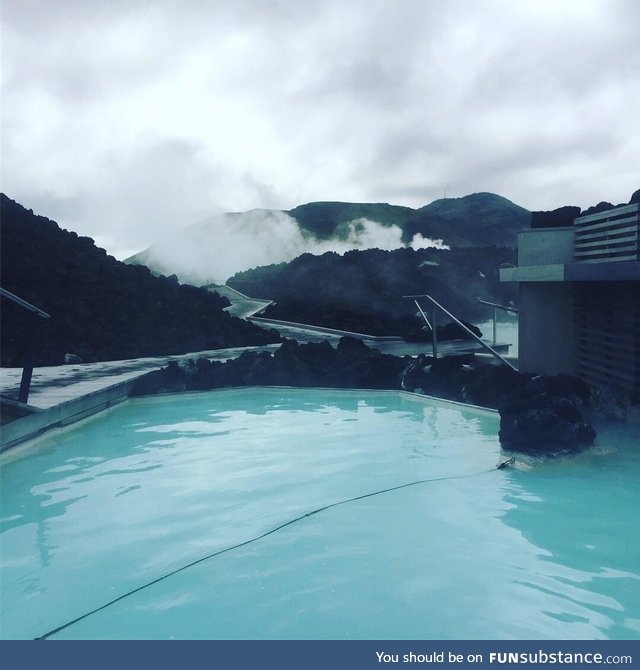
top-left (573, 206), bottom-right (639, 263)
top-left (574, 215), bottom-right (638, 232)
top-left (573, 281), bottom-right (640, 400)
top-left (574, 252), bottom-right (638, 263)
top-left (576, 361), bottom-right (638, 387)
top-left (575, 224), bottom-right (639, 242)
top-left (574, 233), bottom-right (638, 250)
top-left (577, 335), bottom-right (639, 356)
top-left (575, 244), bottom-right (638, 257)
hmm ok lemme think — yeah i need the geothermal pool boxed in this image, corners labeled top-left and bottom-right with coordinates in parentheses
top-left (0, 388), bottom-right (638, 639)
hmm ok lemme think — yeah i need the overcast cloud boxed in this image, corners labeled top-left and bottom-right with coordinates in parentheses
top-left (1, 0), bottom-right (639, 259)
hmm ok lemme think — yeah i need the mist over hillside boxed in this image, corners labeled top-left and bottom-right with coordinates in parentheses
top-left (126, 192), bottom-right (530, 284)
top-left (0, 195), bottom-right (280, 366)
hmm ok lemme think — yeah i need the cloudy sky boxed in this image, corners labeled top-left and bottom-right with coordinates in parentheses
top-left (1, 0), bottom-right (639, 259)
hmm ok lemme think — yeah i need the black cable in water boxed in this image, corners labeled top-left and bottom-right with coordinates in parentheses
top-left (35, 463), bottom-right (510, 640)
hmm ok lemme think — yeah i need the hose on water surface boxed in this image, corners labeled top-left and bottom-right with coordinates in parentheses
top-left (35, 459), bottom-right (514, 639)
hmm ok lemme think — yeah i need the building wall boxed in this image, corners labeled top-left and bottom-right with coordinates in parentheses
top-left (518, 227), bottom-right (575, 266)
top-left (504, 203), bottom-right (640, 408)
top-left (518, 279), bottom-right (640, 402)
top-left (574, 281), bottom-right (640, 403)
top-left (518, 282), bottom-right (575, 376)
top-left (573, 203), bottom-right (640, 263)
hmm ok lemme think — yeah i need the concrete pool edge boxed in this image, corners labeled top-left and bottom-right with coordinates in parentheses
top-left (127, 385), bottom-right (499, 419)
top-left (0, 384), bottom-right (498, 458)
top-left (0, 371), bottom-right (158, 454)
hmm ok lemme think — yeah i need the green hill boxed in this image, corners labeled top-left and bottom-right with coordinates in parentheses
top-left (288, 193), bottom-right (530, 247)
top-left (411, 192), bottom-right (530, 247)
top-left (287, 201), bottom-right (416, 240)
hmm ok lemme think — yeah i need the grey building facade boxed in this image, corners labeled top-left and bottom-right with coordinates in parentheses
top-left (501, 202), bottom-right (640, 406)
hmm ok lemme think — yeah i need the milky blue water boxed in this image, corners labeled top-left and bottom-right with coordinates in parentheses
top-left (1, 388), bottom-right (638, 640)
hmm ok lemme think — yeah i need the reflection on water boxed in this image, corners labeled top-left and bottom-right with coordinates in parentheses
top-left (498, 422), bottom-right (640, 639)
top-left (1, 388), bottom-right (638, 640)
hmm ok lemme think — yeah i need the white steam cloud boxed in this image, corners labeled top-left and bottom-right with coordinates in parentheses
top-left (142, 211), bottom-right (448, 285)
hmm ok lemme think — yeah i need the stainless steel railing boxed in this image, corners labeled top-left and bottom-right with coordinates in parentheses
top-left (0, 287), bottom-right (51, 403)
top-left (404, 293), bottom-right (517, 370)
top-left (477, 298), bottom-right (518, 345)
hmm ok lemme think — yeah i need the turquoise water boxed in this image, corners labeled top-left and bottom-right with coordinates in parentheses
top-left (0, 388), bottom-right (638, 640)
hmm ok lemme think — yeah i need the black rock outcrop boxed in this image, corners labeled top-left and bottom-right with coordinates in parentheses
top-left (580, 201), bottom-right (615, 216)
top-left (498, 374), bottom-right (595, 453)
top-left (132, 337), bottom-right (410, 395)
top-left (531, 206), bottom-right (581, 229)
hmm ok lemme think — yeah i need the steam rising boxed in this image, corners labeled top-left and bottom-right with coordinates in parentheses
top-left (143, 211), bottom-right (449, 285)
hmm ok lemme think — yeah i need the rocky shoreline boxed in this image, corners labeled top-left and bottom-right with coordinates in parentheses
top-left (132, 337), bottom-right (597, 455)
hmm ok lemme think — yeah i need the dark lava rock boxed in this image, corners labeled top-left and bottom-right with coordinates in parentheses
top-left (130, 369), bottom-right (166, 396)
top-left (401, 354), bottom-right (474, 400)
top-left (498, 374), bottom-right (595, 454)
top-left (531, 206), bottom-right (581, 229)
top-left (328, 348), bottom-right (408, 390)
top-left (461, 364), bottom-right (526, 408)
top-left (580, 201), bottom-right (615, 216)
top-left (335, 336), bottom-right (370, 357)
top-left (499, 407), bottom-right (596, 454)
top-left (436, 321), bottom-right (482, 341)
top-left (132, 337), bottom-right (409, 395)
top-left (591, 384), bottom-right (628, 421)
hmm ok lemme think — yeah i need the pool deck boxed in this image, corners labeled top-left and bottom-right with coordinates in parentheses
top-left (0, 344), bottom-right (282, 411)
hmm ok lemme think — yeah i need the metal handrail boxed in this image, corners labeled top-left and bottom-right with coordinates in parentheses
top-left (0, 288), bottom-right (51, 319)
top-left (477, 298), bottom-right (518, 345)
top-left (477, 299), bottom-right (518, 314)
top-left (413, 299), bottom-right (432, 330)
top-left (0, 287), bottom-right (51, 404)
top-left (403, 293), bottom-right (517, 370)
top-left (412, 299), bottom-right (436, 357)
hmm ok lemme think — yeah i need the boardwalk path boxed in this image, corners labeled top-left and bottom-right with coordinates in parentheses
top-left (0, 345), bottom-right (281, 410)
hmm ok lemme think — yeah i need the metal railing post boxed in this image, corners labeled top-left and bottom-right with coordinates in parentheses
top-left (414, 298), bottom-right (437, 358)
top-left (403, 293), bottom-right (518, 371)
top-left (492, 305), bottom-right (497, 345)
top-left (18, 318), bottom-right (42, 404)
top-left (431, 306), bottom-right (438, 358)
top-left (413, 299), bottom-right (432, 331)
top-left (1, 287), bottom-right (51, 405)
